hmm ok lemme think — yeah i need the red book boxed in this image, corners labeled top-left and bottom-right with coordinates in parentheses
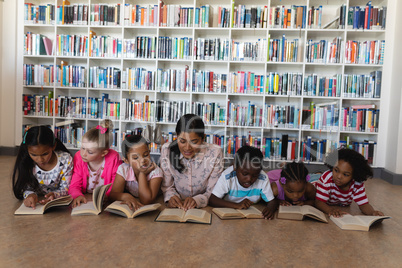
top-left (364, 6), bottom-right (369, 29)
top-left (209, 71), bottom-right (214, 92)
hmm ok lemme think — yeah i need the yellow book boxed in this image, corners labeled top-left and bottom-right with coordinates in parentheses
top-left (71, 184), bottom-right (111, 216)
top-left (14, 195), bottom-right (72, 215)
top-left (212, 206), bottom-right (263, 220)
top-left (277, 205), bottom-right (328, 223)
top-left (155, 208), bottom-right (211, 224)
top-left (62, 0), bottom-right (70, 25)
top-left (105, 201), bottom-right (161, 219)
top-left (330, 214), bottom-right (390, 231)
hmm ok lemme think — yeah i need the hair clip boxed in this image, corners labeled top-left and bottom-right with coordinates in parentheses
top-left (306, 174), bottom-right (311, 182)
top-left (280, 177), bottom-right (287, 184)
top-left (96, 125), bottom-right (107, 134)
top-left (23, 131), bottom-right (28, 144)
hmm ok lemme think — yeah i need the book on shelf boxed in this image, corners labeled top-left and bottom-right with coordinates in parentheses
top-left (330, 214), bottom-right (390, 231)
top-left (347, 3), bottom-right (386, 30)
top-left (212, 206), bottom-right (263, 220)
top-left (155, 208), bottom-right (212, 224)
top-left (277, 205), bottom-right (328, 223)
top-left (14, 195), bottom-right (72, 215)
top-left (105, 201), bottom-right (161, 218)
top-left (71, 184), bottom-right (111, 216)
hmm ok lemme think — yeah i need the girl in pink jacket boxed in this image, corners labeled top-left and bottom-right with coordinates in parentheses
top-left (69, 120), bottom-right (122, 207)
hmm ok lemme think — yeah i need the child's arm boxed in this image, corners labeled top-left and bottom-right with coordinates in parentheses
top-left (261, 180), bottom-right (278, 219)
top-left (315, 199), bottom-right (347, 217)
top-left (262, 199), bottom-right (278, 220)
top-left (359, 203), bottom-right (384, 216)
top-left (209, 194), bottom-right (253, 209)
top-left (137, 163), bottom-right (162, 204)
top-left (109, 174), bottom-right (143, 210)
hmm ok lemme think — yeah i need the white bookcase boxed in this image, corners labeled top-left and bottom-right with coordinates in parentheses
top-left (17, 0), bottom-right (389, 167)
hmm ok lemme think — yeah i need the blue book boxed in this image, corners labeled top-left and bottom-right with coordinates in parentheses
top-left (306, 136), bottom-right (312, 161)
top-left (353, 7), bottom-right (359, 29)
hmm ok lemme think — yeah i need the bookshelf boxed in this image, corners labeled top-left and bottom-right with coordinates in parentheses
top-left (18, 0), bottom-right (389, 167)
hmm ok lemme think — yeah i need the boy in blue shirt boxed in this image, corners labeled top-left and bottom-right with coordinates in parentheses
top-left (209, 145), bottom-right (277, 219)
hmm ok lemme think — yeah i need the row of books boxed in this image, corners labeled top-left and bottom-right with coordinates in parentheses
top-left (194, 38), bottom-right (230, 61)
top-left (300, 137), bottom-right (337, 162)
top-left (192, 102), bottom-right (226, 126)
top-left (89, 4), bottom-right (121, 26)
top-left (123, 37), bottom-right (157, 59)
top-left (192, 70), bottom-right (227, 93)
top-left (124, 4), bottom-right (158, 27)
top-left (347, 3), bottom-right (387, 30)
top-left (155, 67), bottom-right (190, 92)
top-left (24, 33), bottom-right (53, 56)
top-left (343, 71), bottom-right (382, 99)
top-left (268, 36), bottom-right (301, 62)
top-left (227, 101), bottom-right (263, 127)
top-left (231, 39), bottom-right (267, 62)
top-left (159, 4), bottom-right (194, 28)
top-left (268, 5), bottom-right (307, 29)
top-left (55, 34), bottom-right (88, 57)
top-left (157, 36), bottom-right (193, 60)
top-left (155, 100), bottom-right (191, 123)
top-left (303, 74), bottom-right (342, 97)
top-left (88, 67), bottom-right (121, 89)
top-left (340, 105), bottom-right (379, 133)
top-left (233, 5), bottom-right (268, 29)
top-left (120, 99), bottom-right (155, 122)
top-left (54, 125), bottom-right (85, 148)
top-left (305, 38), bottom-right (343, 64)
top-left (23, 64), bottom-right (55, 86)
top-left (265, 105), bottom-right (300, 129)
top-left (23, 65), bottom-right (383, 99)
top-left (56, 4), bottom-right (88, 25)
top-left (23, 93), bottom-right (54, 116)
top-left (121, 68), bottom-right (155, 91)
top-left (90, 35), bottom-right (122, 58)
top-left (24, 3), bottom-right (55, 25)
top-left (301, 102), bottom-right (339, 131)
top-left (344, 40), bottom-right (384, 65)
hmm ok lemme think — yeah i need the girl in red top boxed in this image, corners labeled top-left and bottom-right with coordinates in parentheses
top-left (315, 148), bottom-right (384, 217)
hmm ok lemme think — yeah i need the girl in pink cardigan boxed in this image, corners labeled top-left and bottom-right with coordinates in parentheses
top-left (69, 120), bottom-right (122, 207)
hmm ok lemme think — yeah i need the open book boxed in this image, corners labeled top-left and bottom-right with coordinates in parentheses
top-left (71, 184), bottom-right (111, 216)
top-left (155, 208), bottom-right (211, 224)
top-left (212, 206), bottom-right (263, 219)
top-left (330, 214), bottom-right (391, 231)
top-left (277, 205), bottom-right (328, 223)
top-left (105, 201), bottom-right (161, 218)
top-left (14, 195), bottom-right (72, 215)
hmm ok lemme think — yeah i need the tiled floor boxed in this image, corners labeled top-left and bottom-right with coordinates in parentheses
top-left (1, 155), bottom-right (402, 267)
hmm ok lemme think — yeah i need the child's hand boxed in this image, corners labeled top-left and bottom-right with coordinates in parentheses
top-left (167, 195), bottom-right (183, 209)
top-left (141, 162), bottom-right (156, 176)
top-left (280, 200), bottom-right (292, 206)
top-left (328, 207), bottom-right (348, 218)
top-left (373, 210), bottom-right (384, 216)
top-left (71, 196), bottom-right (87, 208)
top-left (182, 197), bottom-right (197, 211)
top-left (236, 199), bottom-right (253, 209)
top-left (121, 197), bottom-right (143, 211)
top-left (23, 193), bottom-right (38, 209)
top-left (39, 192), bottom-right (55, 205)
top-left (262, 202), bottom-right (276, 220)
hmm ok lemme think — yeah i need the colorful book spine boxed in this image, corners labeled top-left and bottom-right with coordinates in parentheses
top-left (304, 74), bottom-right (341, 97)
top-left (120, 98), bottom-right (155, 122)
top-left (341, 106), bottom-right (379, 132)
top-left (25, 3), bottom-right (56, 25)
top-left (156, 67), bottom-right (190, 92)
top-left (307, 5), bottom-right (322, 29)
top-left (232, 5), bottom-right (267, 28)
top-left (194, 38), bottom-right (230, 61)
top-left (22, 93), bottom-right (54, 117)
top-left (56, 65), bottom-right (86, 87)
top-left (227, 71), bottom-right (263, 94)
top-left (192, 102), bottom-right (226, 125)
top-left (347, 4), bottom-right (386, 30)
top-left (123, 37), bottom-right (157, 59)
top-left (344, 40), bottom-right (384, 65)
top-left (192, 70), bottom-right (227, 93)
top-left (300, 137), bottom-right (337, 162)
top-left (343, 72), bottom-right (382, 98)
top-left (89, 67), bottom-right (121, 89)
top-left (155, 100), bottom-right (191, 123)
top-left (124, 4), bottom-right (158, 26)
top-left (227, 101), bottom-right (263, 127)
top-left (23, 64), bottom-right (55, 86)
top-left (268, 36), bottom-right (300, 62)
top-left (158, 36), bottom-right (193, 60)
top-left (123, 68), bottom-right (156, 91)
top-left (226, 134), bottom-right (263, 157)
top-left (56, 34), bottom-right (88, 57)
top-left (265, 72), bottom-right (302, 96)
top-left (231, 39), bottom-right (267, 61)
top-left (301, 102), bottom-right (339, 131)
top-left (56, 4), bottom-right (89, 25)
top-left (90, 35), bottom-right (122, 58)
top-left (305, 37), bottom-right (343, 63)
top-left (159, 3), bottom-right (193, 27)
top-left (264, 104), bottom-right (300, 129)
top-left (90, 4), bottom-right (121, 26)
top-left (269, 5), bottom-right (306, 29)
top-left (340, 138), bottom-right (377, 165)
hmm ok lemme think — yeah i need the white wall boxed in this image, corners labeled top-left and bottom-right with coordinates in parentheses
top-left (0, 0), bottom-right (17, 147)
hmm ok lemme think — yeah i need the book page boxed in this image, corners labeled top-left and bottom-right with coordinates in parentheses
top-left (212, 208), bottom-right (242, 219)
top-left (71, 201), bottom-right (97, 215)
top-left (279, 205), bottom-right (303, 214)
top-left (156, 208), bottom-right (186, 221)
top-left (93, 184), bottom-right (111, 212)
top-left (133, 203), bottom-right (161, 218)
top-left (14, 203), bottom-right (45, 215)
top-left (355, 215), bottom-right (390, 227)
top-left (105, 201), bottom-right (132, 217)
top-left (240, 206), bottom-right (263, 218)
top-left (184, 209), bottom-right (211, 224)
top-left (301, 205), bottom-right (327, 222)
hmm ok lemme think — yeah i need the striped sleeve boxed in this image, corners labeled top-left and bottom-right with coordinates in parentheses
top-left (315, 171), bottom-right (332, 203)
top-left (352, 182), bottom-right (369, 206)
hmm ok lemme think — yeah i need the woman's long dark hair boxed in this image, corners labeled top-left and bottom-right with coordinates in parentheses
top-left (12, 126), bottom-right (71, 200)
top-left (169, 114), bottom-right (205, 173)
